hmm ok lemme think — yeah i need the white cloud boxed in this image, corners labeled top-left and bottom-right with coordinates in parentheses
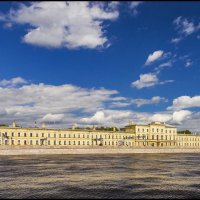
top-left (0, 77), bottom-right (28, 87)
top-left (172, 16), bottom-right (200, 43)
top-left (185, 59), bottom-right (192, 67)
top-left (131, 73), bottom-right (173, 89)
top-left (171, 37), bottom-right (182, 44)
top-left (168, 95), bottom-right (200, 111)
top-left (42, 113), bottom-right (65, 122)
top-left (173, 16), bottom-right (199, 36)
top-left (144, 50), bottom-right (164, 66)
top-left (0, 77), bottom-right (127, 127)
top-left (150, 110), bottom-right (192, 125)
top-left (80, 110), bottom-right (145, 127)
top-left (129, 2), bottom-right (143, 15)
top-left (3, 2), bottom-right (119, 49)
top-left (0, 77), bottom-right (199, 131)
top-left (155, 61), bottom-right (173, 73)
top-left (172, 110), bottom-right (192, 124)
top-left (131, 96), bottom-right (168, 107)
top-left (150, 113), bottom-right (172, 123)
top-left (131, 73), bottom-right (158, 89)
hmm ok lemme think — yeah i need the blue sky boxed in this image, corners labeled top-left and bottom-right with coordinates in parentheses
top-left (0, 1), bottom-right (200, 131)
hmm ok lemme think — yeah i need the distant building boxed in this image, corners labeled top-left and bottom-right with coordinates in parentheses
top-left (0, 121), bottom-right (200, 148)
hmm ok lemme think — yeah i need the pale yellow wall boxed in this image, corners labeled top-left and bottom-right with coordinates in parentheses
top-left (0, 122), bottom-right (200, 148)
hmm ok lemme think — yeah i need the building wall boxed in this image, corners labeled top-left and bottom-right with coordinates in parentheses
top-left (0, 122), bottom-right (200, 148)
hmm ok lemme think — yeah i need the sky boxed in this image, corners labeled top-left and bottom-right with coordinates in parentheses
top-left (0, 1), bottom-right (200, 131)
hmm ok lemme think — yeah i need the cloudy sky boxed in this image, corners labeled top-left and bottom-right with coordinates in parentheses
top-left (0, 1), bottom-right (200, 131)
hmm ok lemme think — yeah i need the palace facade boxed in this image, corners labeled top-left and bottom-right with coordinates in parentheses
top-left (0, 121), bottom-right (200, 148)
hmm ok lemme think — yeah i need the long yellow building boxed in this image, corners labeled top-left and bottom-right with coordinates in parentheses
top-left (0, 121), bottom-right (200, 148)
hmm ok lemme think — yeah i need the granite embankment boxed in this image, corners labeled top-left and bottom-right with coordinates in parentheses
top-left (1, 147), bottom-right (200, 155)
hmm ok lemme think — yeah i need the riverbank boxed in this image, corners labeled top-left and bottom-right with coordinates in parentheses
top-left (1, 147), bottom-right (200, 155)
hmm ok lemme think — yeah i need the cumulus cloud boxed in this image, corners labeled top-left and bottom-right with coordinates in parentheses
top-left (150, 113), bottom-right (172, 123)
top-left (80, 110), bottom-right (146, 127)
top-left (0, 77), bottom-right (28, 87)
top-left (0, 77), bottom-right (127, 127)
top-left (144, 50), bottom-right (164, 66)
top-left (131, 73), bottom-right (173, 89)
top-left (0, 77), bottom-right (199, 131)
top-left (168, 95), bottom-right (200, 110)
top-left (172, 110), bottom-right (192, 124)
top-left (1, 1), bottom-right (119, 49)
top-left (150, 110), bottom-right (192, 125)
top-left (131, 96), bottom-right (168, 107)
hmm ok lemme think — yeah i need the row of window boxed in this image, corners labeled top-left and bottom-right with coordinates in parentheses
top-left (0, 132), bottom-right (133, 139)
top-left (136, 135), bottom-right (200, 141)
top-left (0, 140), bottom-right (134, 146)
top-left (137, 128), bottom-right (176, 134)
top-left (1, 132), bottom-right (199, 141)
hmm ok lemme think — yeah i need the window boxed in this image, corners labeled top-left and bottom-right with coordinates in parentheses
top-left (69, 134), bottom-right (71, 138)
top-left (64, 134), bottom-right (66, 138)
top-left (152, 135), bottom-right (154, 140)
top-left (78, 141), bottom-right (80, 145)
top-left (74, 134), bottom-right (76, 138)
top-left (18, 140), bottom-right (20, 145)
top-left (12, 132), bottom-right (14, 137)
top-left (59, 141), bottom-right (61, 145)
top-left (64, 141), bottom-right (66, 145)
top-left (87, 141), bottom-right (89, 145)
top-left (36, 133), bottom-right (38, 137)
top-left (48, 141), bottom-right (50, 145)
top-left (18, 132), bottom-right (20, 137)
top-left (73, 141), bottom-right (76, 145)
top-left (83, 141), bottom-right (85, 145)
top-left (24, 140), bottom-right (27, 145)
top-left (12, 140), bottom-right (14, 145)
top-left (78, 134), bottom-right (80, 138)
top-left (42, 133), bottom-right (44, 137)
top-left (83, 134), bottom-right (85, 138)
top-left (30, 140), bottom-right (33, 145)
top-left (69, 141), bottom-right (71, 145)
top-left (54, 141), bottom-right (56, 145)
top-left (24, 133), bottom-right (27, 137)
top-left (152, 128), bottom-right (154, 132)
top-left (59, 134), bottom-right (61, 138)
top-left (54, 134), bottom-right (56, 138)
top-left (36, 140), bottom-right (39, 145)
top-left (157, 129), bottom-right (159, 133)
top-left (138, 128), bottom-right (140, 132)
top-left (48, 133), bottom-right (50, 138)
top-left (30, 133), bottom-right (33, 137)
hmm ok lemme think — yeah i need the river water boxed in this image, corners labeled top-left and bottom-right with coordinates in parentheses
top-left (0, 154), bottom-right (200, 199)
